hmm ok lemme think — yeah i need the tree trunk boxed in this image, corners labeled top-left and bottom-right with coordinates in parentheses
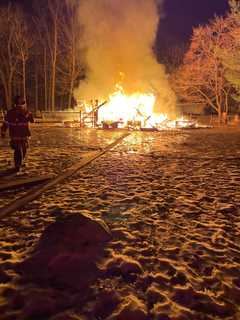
top-left (43, 47), bottom-right (48, 111)
top-left (35, 62), bottom-right (38, 112)
top-left (3, 84), bottom-right (10, 110)
top-left (22, 57), bottom-right (27, 102)
top-left (0, 73), bottom-right (9, 110)
top-left (7, 79), bottom-right (12, 109)
top-left (51, 17), bottom-right (58, 111)
top-left (68, 77), bottom-right (74, 108)
top-left (217, 103), bottom-right (222, 125)
top-left (224, 90), bottom-right (229, 115)
top-left (68, 55), bottom-right (75, 108)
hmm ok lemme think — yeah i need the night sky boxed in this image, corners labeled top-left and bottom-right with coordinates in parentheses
top-left (158, 0), bottom-right (229, 47)
top-left (0, 0), bottom-right (230, 46)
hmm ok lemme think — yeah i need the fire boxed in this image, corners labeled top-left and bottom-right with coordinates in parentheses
top-left (98, 85), bottom-right (169, 128)
top-left (77, 82), bottom-right (199, 130)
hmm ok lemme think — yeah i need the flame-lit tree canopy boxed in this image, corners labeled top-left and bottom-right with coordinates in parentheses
top-left (172, 19), bottom-right (231, 120)
top-left (172, 0), bottom-right (240, 121)
top-left (220, 0), bottom-right (240, 102)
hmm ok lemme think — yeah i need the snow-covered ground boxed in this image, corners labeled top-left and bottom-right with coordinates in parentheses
top-left (0, 126), bottom-right (240, 320)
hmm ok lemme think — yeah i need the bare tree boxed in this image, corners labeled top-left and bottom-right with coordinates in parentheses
top-left (48, 0), bottom-right (62, 111)
top-left (32, 14), bottom-right (50, 110)
top-left (172, 16), bottom-right (233, 123)
top-left (33, 0), bottom-right (63, 111)
top-left (0, 5), bottom-right (19, 108)
top-left (14, 9), bottom-right (32, 102)
top-left (57, 0), bottom-right (84, 108)
top-left (220, 0), bottom-right (240, 102)
top-left (0, 4), bottom-right (31, 109)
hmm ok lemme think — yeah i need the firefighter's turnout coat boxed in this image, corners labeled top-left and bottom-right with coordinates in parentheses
top-left (1, 106), bottom-right (34, 143)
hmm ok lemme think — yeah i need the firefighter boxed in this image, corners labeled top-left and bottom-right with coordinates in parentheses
top-left (1, 95), bottom-right (34, 172)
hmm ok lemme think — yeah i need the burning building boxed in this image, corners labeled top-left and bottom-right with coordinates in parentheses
top-left (74, 0), bottom-right (177, 129)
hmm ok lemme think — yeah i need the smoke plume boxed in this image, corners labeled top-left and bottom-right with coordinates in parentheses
top-left (74, 0), bottom-right (176, 116)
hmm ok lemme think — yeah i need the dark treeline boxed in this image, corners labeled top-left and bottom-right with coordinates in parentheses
top-left (0, 0), bottom-right (84, 112)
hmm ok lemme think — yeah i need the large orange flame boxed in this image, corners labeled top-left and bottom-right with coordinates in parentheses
top-left (98, 84), bottom-right (169, 128)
